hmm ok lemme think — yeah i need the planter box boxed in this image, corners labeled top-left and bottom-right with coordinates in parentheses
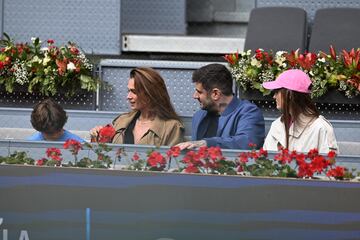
top-left (0, 88), bottom-right (96, 110)
top-left (0, 165), bottom-right (359, 240)
top-left (315, 90), bottom-right (360, 104)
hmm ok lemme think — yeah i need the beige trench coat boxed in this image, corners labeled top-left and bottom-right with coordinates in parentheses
top-left (112, 111), bottom-right (184, 146)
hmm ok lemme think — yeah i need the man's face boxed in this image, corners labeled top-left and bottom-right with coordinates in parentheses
top-left (193, 82), bottom-right (216, 112)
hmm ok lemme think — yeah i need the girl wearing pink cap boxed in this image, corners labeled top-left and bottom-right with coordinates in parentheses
top-left (262, 69), bottom-right (338, 154)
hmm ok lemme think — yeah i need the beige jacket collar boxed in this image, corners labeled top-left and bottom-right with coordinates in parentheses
top-left (113, 110), bottom-right (164, 138)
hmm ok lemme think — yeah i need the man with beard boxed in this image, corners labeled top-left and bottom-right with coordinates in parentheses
top-left (176, 63), bottom-right (265, 150)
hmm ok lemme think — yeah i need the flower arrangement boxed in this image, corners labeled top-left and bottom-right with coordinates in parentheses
top-left (224, 46), bottom-right (360, 98)
top-left (0, 33), bottom-right (99, 97)
top-left (1, 142), bottom-right (358, 181)
top-left (0, 126), bottom-right (357, 180)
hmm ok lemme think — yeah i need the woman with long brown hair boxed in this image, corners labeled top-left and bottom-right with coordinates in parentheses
top-left (262, 69), bottom-right (338, 153)
top-left (91, 67), bottom-right (184, 146)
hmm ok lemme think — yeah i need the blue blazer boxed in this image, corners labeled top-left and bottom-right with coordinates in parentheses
top-left (192, 97), bottom-right (265, 149)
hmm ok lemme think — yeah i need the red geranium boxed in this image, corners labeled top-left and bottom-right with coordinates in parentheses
top-left (98, 124), bottom-right (116, 143)
top-left (63, 139), bottom-right (82, 155)
top-left (46, 148), bottom-right (62, 164)
top-left (36, 158), bottom-right (47, 166)
top-left (326, 166), bottom-right (345, 179)
top-left (132, 152), bottom-right (140, 161)
top-left (167, 146), bottom-right (181, 158)
top-left (147, 151), bottom-right (167, 170)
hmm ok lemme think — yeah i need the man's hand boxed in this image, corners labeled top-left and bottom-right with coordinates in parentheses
top-left (175, 140), bottom-right (207, 150)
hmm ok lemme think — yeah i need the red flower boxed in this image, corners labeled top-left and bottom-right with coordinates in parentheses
top-left (56, 59), bottom-right (67, 76)
top-left (327, 150), bottom-right (336, 159)
top-left (295, 153), bottom-right (306, 165)
top-left (238, 152), bottom-right (248, 164)
top-left (197, 146), bottom-right (208, 159)
top-left (166, 146), bottom-right (181, 158)
top-left (63, 139), bottom-right (82, 155)
top-left (70, 46), bottom-right (79, 55)
top-left (4, 56), bottom-right (11, 65)
top-left (46, 148), bottom-right (62, 162)
top-left (147, 151), bottom-right (167, 170)
top-left (184, 164), bottom-right (200, 173)
top-left (342, 48), bottom-right (360, 69)
top-left (274, 148), bottom-right (292, 164)
top-left (132, 152), bottom-right (140, 161)
top-left (182, 151), bottom-right (203, 168)
top-left (297, 162), bottom-right (314, 178)
top-left (310, 155), bottom-right (329, 174)
top-left (223, 52), bottom-right (239, 65)
top-left (258, 148), bottom-right (268, 158)
top-left (36, 158), bottom-right (46, 166)
top-left (98, 124), bottom-right (116, 143)
top-left (47, 39), bottom-right (54, 44)
top-left (208, 146), bottom-right (223, 160)
top-left (307, 148), bottom-right (319, 159)
top-left (248, 143), bottom-right (257, 149)
top-left (297, 52), bottom-right (317, 70)
top-left (326, 166), bottom-right (345, 179)
top-left (329, 45), bottom-right (337, 60)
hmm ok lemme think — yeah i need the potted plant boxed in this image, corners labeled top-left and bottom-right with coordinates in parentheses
top-left (224, 46), bottom-right (360, 103)
top-left (0, 33), bottom-right (99, 98)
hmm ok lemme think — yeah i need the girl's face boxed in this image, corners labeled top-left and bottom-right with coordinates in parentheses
top-left (273, 90), bottom-right (283, 111)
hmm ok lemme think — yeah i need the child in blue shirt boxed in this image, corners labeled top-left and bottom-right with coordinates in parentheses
top-left (27, 98), bottom-right (85, 143)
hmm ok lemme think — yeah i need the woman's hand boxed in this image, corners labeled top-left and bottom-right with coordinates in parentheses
top-left (89, 125), bottom-right (103, 141)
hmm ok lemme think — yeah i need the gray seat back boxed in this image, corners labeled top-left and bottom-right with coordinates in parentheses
top-left (308, 8), bottom-right (360, 53)
top-left (244, 7), bottom-right (307, 52)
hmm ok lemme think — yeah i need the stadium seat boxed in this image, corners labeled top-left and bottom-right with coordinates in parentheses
top-left (244, 7), bottom-right (308, 52)
top-left (308, 8), bottom-right (360, 53)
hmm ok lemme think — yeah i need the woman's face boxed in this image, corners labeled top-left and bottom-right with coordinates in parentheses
top-left (273, 90), bottom-right (283, 111)
top-left (127, 78), bottom-right (143, 111)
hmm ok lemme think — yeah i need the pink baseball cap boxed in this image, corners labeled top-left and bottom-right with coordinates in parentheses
top-left (262, 69), bottom-right (312, 93)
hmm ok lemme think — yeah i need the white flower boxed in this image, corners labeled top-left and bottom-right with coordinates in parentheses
top-left (31, 56), bottom-right (42, 64)
top-left (67, 62), bottom-right (76, 71)
top-left (275, 51), bottom-right (287, 66)
top-left (31, 37), bottom-right (41, 44)
top-left (250, 58), bottom-right (261, 68)
top-left (318, 57), bottom-right (326, 63)
top-left (13, 60), bottom-right (28, 85)
top-left (43, 55), bottom-right (51, 66)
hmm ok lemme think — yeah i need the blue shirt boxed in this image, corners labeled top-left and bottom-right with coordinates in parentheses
top-left (27, 129), bottom-right (85, 143)
top-left (192, 96), bottom-right (265, 149)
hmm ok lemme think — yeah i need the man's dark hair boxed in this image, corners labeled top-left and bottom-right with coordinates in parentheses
top-left (30, 98), bottom-right (68, 134)
top-left (192, 63), bottom-right (233, 96)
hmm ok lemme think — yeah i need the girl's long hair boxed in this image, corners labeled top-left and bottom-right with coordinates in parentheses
top-left (130, 67), bottom-right (181, 122)
top-left (279, 88), bottom-right (319, 148)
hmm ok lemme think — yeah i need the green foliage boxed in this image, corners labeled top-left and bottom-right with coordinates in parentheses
top-left (0, 151), bottom-right (34, 165)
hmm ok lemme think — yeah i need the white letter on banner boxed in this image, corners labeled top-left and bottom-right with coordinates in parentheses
top-left (0, 218), bottom-right (8, 240)
top-left (19, 230), bottom-right (29, 240)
